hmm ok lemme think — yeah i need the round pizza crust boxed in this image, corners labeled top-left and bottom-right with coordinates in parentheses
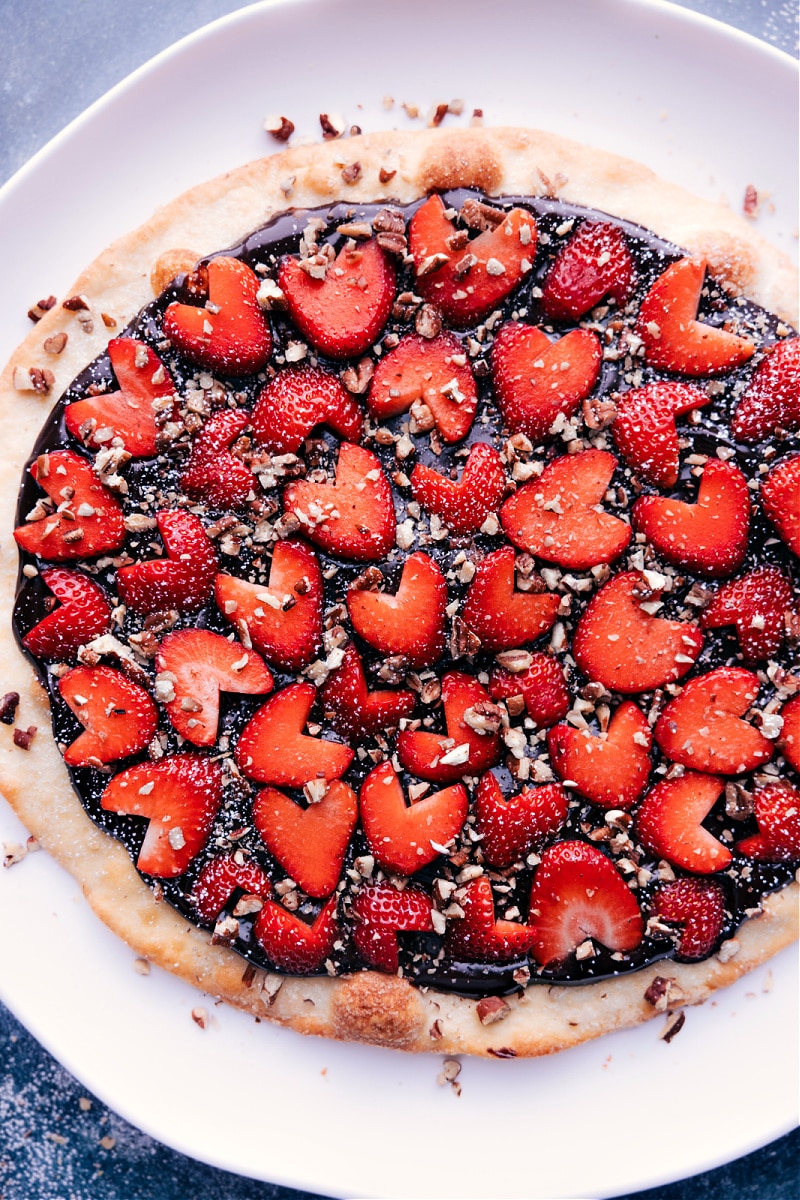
top-left (0, 126), bottom-right (797, 1057)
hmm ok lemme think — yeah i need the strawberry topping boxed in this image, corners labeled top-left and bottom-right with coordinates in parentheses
top-left (253, 780), bottom-right (358, 897)
top-left (778, 695), bottom-right (800, 773)
top-left (14, 449), bottom-right (125, 561)
top-left (731, 336), bottom-right (800, 442)
top-left (547, 700), bottom-right (652, 810)
top-left (320, 643), bottom-right (415, 739)
top-left (163, 257), bottom-right (272, 375)
top-left (700, 567), bottom-right (793, 662)
top-left (488, 654), bottom-right (569, 728)
top-left (359, 760), bottom-right (468, 875)
top-left (397, 670), bottom-right (502, 784)
top-left (541, 220), bottom-right (635, 321)
top-left (252, 366), bottom-right (363, 454)
top-left (255, 894), bottom-right (339, 974)
top-left (736, 781), bottom-right (800, 861)
top-left (116, 509), bottom-right (217, 614)
top-left (192, 854), bottom-right (272, 924)
top-left (475, 771), bottom-right (568, 868)
top-left (352, 882), bottom-right (433, 973)
top-left (654, 666), bottom-right (773, 775)
top-left (22, 568), bottom-right (111, 659)
top-left (446, 875), bottom-right (536, 963)
top-left (369, 333), bottom-right (478, 443)
top-left (180, 408), bottom-right (254, 509)
top-left (235, 682), bottom-right (353, 788)
top-left (612, 381), bottom-right (710, 488)
top-left (59, 664), bottom-right (158, 767)
top-left (347, 551), bottom-right (447, 669)
top-left (636, 772), bottom-right (731, 873)
top-left (760, 454), bottom-right (800, 558)
top-left (410, 442), bottom-right (506, 534)
top-left (461, 545), bottom-right (560, 653)
top-left (652, 878), bottom-right (726, 959)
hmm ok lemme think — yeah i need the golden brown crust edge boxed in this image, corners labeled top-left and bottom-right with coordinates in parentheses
top-left (0, 125), bottom-right (797, 1058)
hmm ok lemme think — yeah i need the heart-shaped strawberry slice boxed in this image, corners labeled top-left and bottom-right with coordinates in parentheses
top-left (255, 894), bottom-right (339, 974)
top-left (163, 256), bottom-right (272, 376)
top-left (359, 759), bottom-right (468, 875)
top-left (192, 854), bottom-right (272, 924)
top-left (347, 551), bottom-right (447, 669)
top-left (22, 568), bottom-right (111, 659)
top-left (474, 771), bottom-right (568, 868)
top-left (612, 381), bottom-right (710, 488)
top-left (491, 321), bottom-right (602, 443)
top-left (253, 779), bottom-right (358, 897)
top-left (116, 509), bottom-right (218, 614)
top-left (654, 666), bottom-right (773, 774)
top-left (235, 682), bottom-right (353, 788)
top-left (397, 671), bottom-right (502, 784)
top-left (59, 664), bottom-right (158, 767)
top-left (180, 408), bottom-right (254, 509)
top-left (760, 453), bottom-right (800, 558)
top-left (501, 449), bottom-right (631, 569)
top-left (462, 545), bottom-right (560, 653)
top-left (731, 336), bottom-right (800, 442)
top-left (736, 781), bottom-right (800, 861)
top-left (252, 366), bottom-right (363, 454)
top-left (701, 567), bottom-right (793, 662)
top-left (547, 700), bottom-right (652, 810)
top-left (489, 654), bottom-right (570, 728)
top-left (352, 882), bottom-right (434, 973)
top-left (410, 442), bottom-right (506, 535)
top-left (652, 878), bottom-right (726, 960)
top-left (636, 771), bottom-right (730, 873)
top-left (283, 441), bottom-right (395, 562)
top-left (636, 257), bottom-right (755, 375)
top-left (279, 237), bottom-right (395, 358)
top-left (101, 753), bottom-right (223, 878)
top-left (368, 333), bottom-right (478, 443)
top-left (14, 449), bottom-right (125, 562)
top-left (445, 876), bottom-right (536, 963)
top-left (320, 643), bottom-right (415, 739)
top-left (778, 695), bottom-right (800, 773)
top-left (541, 220), bottom-right (635, 321)
top-left (65, 338), bottom-right (178, 457)
top-left (216, 539), bottom-right (323, 672)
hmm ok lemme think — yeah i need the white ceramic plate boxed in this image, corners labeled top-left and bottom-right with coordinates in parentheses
top-left (0, 2), bottom-right (797, 1197)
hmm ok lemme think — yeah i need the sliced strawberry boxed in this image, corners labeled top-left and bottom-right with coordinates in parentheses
top-left (155, 629), bottom-right (273, 747)
top-left (101, 753), bottom-right (223, 878)
top-left (180, 408), bottom-right (254, 509)
top-left (282, 441), bottom-right (395, 562)
top-left (163, 256), bottom-right (272, 376)
top-left (700, 567), bottom-right (793, 662)
top-left (351, 882), bottom-right (433, 973)
top-left (654, 667), bottom-right (772, 775)
top-left (528, 841), bottom-right (644, 966)
top-left (279, 238), bottom-right (394, 358)
top-left (731, 337), bottom-right (800, 442)
top-left (252, 366), bottom-right (363, 454)
top-left (760, 454), bottom-right (800, 559)
top-left (192, 854), bottom-right (272, 924)
top-left (573, 570), bottom-right (704, 694)
top-left (254, 894), bottom-right (338, 974)
top-left (253, 780), bottom-right (358, 897)
top-left (445, 875), bottom-right (536, 963)
top-left (736, 781), bottom-right (800, 861)
top-left (347, 551), bottom-right (446, 669)
top-left (491, 321), bottom-right (602, 443)
top-left (636, 257), bottom-right (754, 376)
top-left (778, 695), bottom-right (800, 773)
top-left (632, 459), bottom-right (750, 579)
top-left (541, 220), bottom-right (635, 321)
top-left (474, 772), bottom-right (568, 868)
top-left (320, 643), bottom-right (415, 739)
top-left (489, 655), bottom-right (570, 728)
top-left (59, 664), bottom-right (157, 767)
top-left (461, 546), bottom-right (559, 653)
top-left (408, 195), bottom-right (536, 327)
top-left (64, 338), bottom-right (178, 457)
top-left (635, 772), bottom-right (731, 873)
top-left (368, 333), bottom-right (478, 443)
top-left (547, 700), bottom-right (652, 810)
top-left (22, 568), bottom-right (111, 659)
top-left (397, 671), bottom-right (501, 784)
top-left (612, 381), bottom-right (710, 488)
top-left (14, 449), bottom-right (125, 562)
top-left (501, 449), bottom-right (631, 569)
top-left (116, 509), bottom-right (218, 614)
top-left (234, 682), bottom-right (353, 788)
top-left (410, 442), bottom-right (506, 534)
top-left (653, 878), bottom-right (726, 959)
top-left (359, 760), bottom-right (468, 874)
top-left (215, 540), bottom-right (322, 672)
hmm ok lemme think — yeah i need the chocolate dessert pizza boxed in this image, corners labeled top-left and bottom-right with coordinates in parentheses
top-left (0, 127), bottom-right (798, 1057)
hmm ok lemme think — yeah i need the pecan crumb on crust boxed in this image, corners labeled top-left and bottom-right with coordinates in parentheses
top-left (13, 726), bottom-right (37, 750)
top-left (476, 995), bottom-right (511, 1025)
top-left (43, 332), bottom-right (68, 355)
top-left (0, 692), bottom-right (20, 724)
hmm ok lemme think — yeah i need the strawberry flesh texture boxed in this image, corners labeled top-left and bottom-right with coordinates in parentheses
top-left (475, 771), bottom-right (568, 869)
top-left (397, 671), bottom-right (501, 785)
top-left (736, 781), bottom-right (800, 861)
top-left (215, 539), bottom-right (322, 672)
top-left (116, 509), bottom-right (218, 614)
top-left (462, 545), bottom-right (559, 653)
top-left (180, 408), bottom-right (254, 509)
top-left (253, 780), bottom-right (358, 897)
top-left (445, 875), bottom-right (536, 963)
top-left (541, 220), bottom-right (635, 321)
top-left (283, 441), bottom-right (395, 562)
top-left (501, 449), bottom-right (631, 569)
top-left (528, 841), bottom-right (644, 967)
top-left (408, 195), bottom-right (536, 327)
top-left (573, 570), bottom-right (703, 694)
top-left (701, 567), bottom-right (793, 662)
top-left (279, 238), bottom-right (395, 358)
top-left (489, 655), bottom-right (570, 728)
top-left (778, 695), bottom-right (800, 773)
top-left (654, 666), bottom-right (772, 775)
top-left (760, 454), bottom-right (800, 558)
top-left (234, 682), bottom-right (353, 788)
top-left (636, 772), bottom-right (731, 873)
top-left (252, 366), bottom-right (363, 454)
top-left (14, 449), bottom-right (125, 562)
top-left (359, 760), bottom-right (468, 875)
top-left (347, 551), bottom-right (447, 669)
top-left (163, 257), bottom-right (272, 376)
top-left (320, 643), bottom-right (415, 739)
top-left (65, 338), bottom-right (178, 457)
top-left (637, 257), bottom-right (754, 376)
top-left (101, 753), bottom-right (223, 878)
top-left (653, 878), bottom-right (726, 959)
top-left (547, 700), bottom-right (652, 810)
top-left (192, 854), bottom-right (272, 924)
top-left (612, 381), bottom-right (710, 488)
top-left (59, 664), bottom-right (158, 767)
top-left (491, 321), bottom-right (602, 444)
top-left (410, 442), bottom-right (506, 535)
top-left (156, 629), bottom-right (273, 747)
top-left (255, 894), bottom-right (339, 974)
top-left (368, 332), bottom-right (478, 442)
top-left (352, 882), bottom-right (433, 973)
top-left (22, 568), bottom-right (111, 659)
top-left (731, 336), bottom-right (800, 442)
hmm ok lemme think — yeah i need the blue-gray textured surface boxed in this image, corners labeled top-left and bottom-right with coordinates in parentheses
top-left (0, 1), bottom-right (798, 1198)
